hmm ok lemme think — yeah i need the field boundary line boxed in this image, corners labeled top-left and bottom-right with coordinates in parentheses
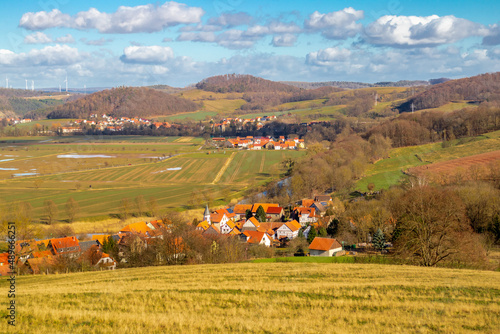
top-left (259, 151), bottom-right (266, 173)
top-left (212, 152), bottom-right (236, 184)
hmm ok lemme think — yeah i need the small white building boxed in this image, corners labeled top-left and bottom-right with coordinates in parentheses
top-left (309, 237), bottom-right (343, 257)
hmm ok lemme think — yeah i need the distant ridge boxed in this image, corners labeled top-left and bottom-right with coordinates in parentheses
top-left (196, 74), bottom-right (300, 93)
top-left (281, 80), bottom-right (429, 90)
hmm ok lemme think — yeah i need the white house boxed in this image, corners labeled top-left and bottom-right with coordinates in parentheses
top-left (309, 237), bottom-right (343, 257)
top-left (276, 220), bottom-right (301, 240)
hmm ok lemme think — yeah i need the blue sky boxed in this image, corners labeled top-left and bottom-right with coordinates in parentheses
top-left (1, 0), bottom-right (499, 88)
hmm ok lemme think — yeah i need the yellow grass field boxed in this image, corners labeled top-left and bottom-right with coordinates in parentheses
top-left (1, 262), bottom-right (499, 333)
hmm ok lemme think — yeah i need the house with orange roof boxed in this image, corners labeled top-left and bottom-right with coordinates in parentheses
top-left (241, 217), bottom-right (260, 231)
top-left (293, 207), bottom-right (318, 225)
top-left (196, 220), bottom-right (211, 231)
top-left (203, 224), bottom-right (220, 235)
top-left (309, 237), bottom-right (343, 257)
top-left (233, 204), bottom-right (253, 220)
top-left (251, 203), bottom-right (279, 214)
top-left (220, 220), bottom-right (239, 234)
top-left (95, 252), bottom-right (117, 270)
top-left (266, 206), bottom-right (284, 221)
top-left (276, 220), bottom-right (302, 240)
top-left (241, 231), bottom-right (272, 247)
top-left (120, 221), bottom-right (153, 236)
top-left (256, 222), bottom-right (285, 240)
top-left (47, 236), bottom-right (81, 257)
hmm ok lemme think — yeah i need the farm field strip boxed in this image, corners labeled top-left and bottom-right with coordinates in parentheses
top-left (228, 151), bottom-right (247, 184)
top-left (259, 151), bottom-right (266, 173)
top-left (3, 262), bottom-right (499, 333)
top-left (212, 152), bottom-right (235, 184)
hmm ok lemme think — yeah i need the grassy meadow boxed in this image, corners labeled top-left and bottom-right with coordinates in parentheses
top-left (0, 136), bottom-right (304, 227)
top-left (1, 262), bottom-right (498, 333)
top-left (356, 130), bottom-right (500, 191)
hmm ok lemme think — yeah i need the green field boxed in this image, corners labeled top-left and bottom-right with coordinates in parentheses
top-left (1, 262), bottom-right (498, 333)
top-left (356, 130), bottom-right (500, 191)
top-left (0, 136), bottom-right (305, 223)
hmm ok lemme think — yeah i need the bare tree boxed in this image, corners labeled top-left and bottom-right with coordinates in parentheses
top-left (65, 197), bottom-right (80, 223)
top-left (393, 186), bottom-right (474, 266)
top-left (44, 200), bottom-right (58, 224)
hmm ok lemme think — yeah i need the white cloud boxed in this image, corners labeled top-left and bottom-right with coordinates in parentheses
top-left (177, 21), bottom-right (301, 49)
top-left (19, 2), bottom-right (204, 33)
top-left (306, 47), bottom-right (352, 66)
top-left (365, 15), bottom-right (488, 47)
top-left (483, 23), bottom-right (500, 45)
top-left (24, 32), bottom-right (75, 44)
top-left (120, 46), bottom-right (174, 64)
top-left (81, 37), bottom-right (113, 46)
top-left (55, 34), bottom-right (75, 43)
top-left (19, 9), bottom-right (71, 30)
top-left (305, 8), bottom-right (364, 39)
top-left (177, 29), bottom-right (258, 49)
top-left (272, 34), bottom-right (297, 47)
top-left (27, 45), bottom-right (81, 66)
top-left (207, 12), bottom-right (252, 27)
top-left (0, 49), bottom-right (17, 65)
top-left (177, 31), bottom-right (216, 43)
top-left (24, 32), bottom-right (52, 44)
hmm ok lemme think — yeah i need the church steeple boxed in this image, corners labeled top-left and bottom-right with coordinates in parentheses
top-left (203, 204), bottom-right (211, 224)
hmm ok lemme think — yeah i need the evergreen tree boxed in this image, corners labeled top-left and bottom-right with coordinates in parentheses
top-left (245, 209), bottom-right (253, 220)
top-left (307, 226), bottom-right (317, 244)
top-left (255, 205), bottom-right (267, 222)
top-left (372, 228), bottom-right (386, 251)
top-left (318, 227), bottom-right (327, 237)
top-left (327, 218), bottom-right (339, 237)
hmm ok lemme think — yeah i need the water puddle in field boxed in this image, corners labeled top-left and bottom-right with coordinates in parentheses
top-left (0, 167), bottom-right (18, 170)
top-left (152, 167), bottom-right (182, 174)
top-left (57, 154), bottom-right (115, 158)
top-left (13, 172), bottom-right (38, 177)
top-left (0, 159), bottom-right (14, 162)
top-left (39, 139), bottom-right (53, 143)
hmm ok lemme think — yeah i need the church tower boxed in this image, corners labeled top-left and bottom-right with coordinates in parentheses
top-left (203, 204), bottom-right (211, 224)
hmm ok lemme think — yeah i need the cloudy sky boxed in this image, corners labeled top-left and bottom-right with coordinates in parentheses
top-left (1, 0), bottom-right (500, 88)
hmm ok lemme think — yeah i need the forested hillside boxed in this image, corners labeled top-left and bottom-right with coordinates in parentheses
top-left (47, 87), bottom-right (199, 119)
top-left (400, 72), bottom-right (500, 111)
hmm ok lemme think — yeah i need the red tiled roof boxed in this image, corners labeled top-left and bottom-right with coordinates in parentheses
top-left (309, 237), bottom-right (342, 251)
top-left (266, 207), bottom-right (283, 214)
top-left (50, 236), bottom-right (80, 253)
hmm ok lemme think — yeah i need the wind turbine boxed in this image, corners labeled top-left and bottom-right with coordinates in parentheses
top-left (25, 79), bottom-right (28, 90)
top-left (31, 80), bottom-right (34, 92)
top-left (5, 77), bottom-right (8, 89)
top-left (64, 76), bottom-right (68, 93)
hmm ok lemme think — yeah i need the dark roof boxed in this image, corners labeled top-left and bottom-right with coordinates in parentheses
top-left (79, 240), bottom-right (98, 252)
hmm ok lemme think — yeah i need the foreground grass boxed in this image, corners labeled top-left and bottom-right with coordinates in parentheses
top-left (1, 263), bottom-right (499, 333)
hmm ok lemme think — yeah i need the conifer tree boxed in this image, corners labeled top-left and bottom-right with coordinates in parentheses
top-left (372, 228), bottom-right (386, 251)
top-left (255, 205), bottom-right (267, 222)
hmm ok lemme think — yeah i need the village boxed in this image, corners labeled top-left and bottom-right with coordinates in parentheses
top-left (0, 195), bottom-right (345, 276)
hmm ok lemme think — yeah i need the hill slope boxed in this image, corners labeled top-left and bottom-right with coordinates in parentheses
top-left (47, 87), bottom-right (199, 119)
top-left (400, 72), bottom-right (500, 111)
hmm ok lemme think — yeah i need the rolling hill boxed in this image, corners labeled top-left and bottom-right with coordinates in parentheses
top-left (399, 72), bottom-right (500, 112)
top-left (47, 86), bottom-right (200, 119)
